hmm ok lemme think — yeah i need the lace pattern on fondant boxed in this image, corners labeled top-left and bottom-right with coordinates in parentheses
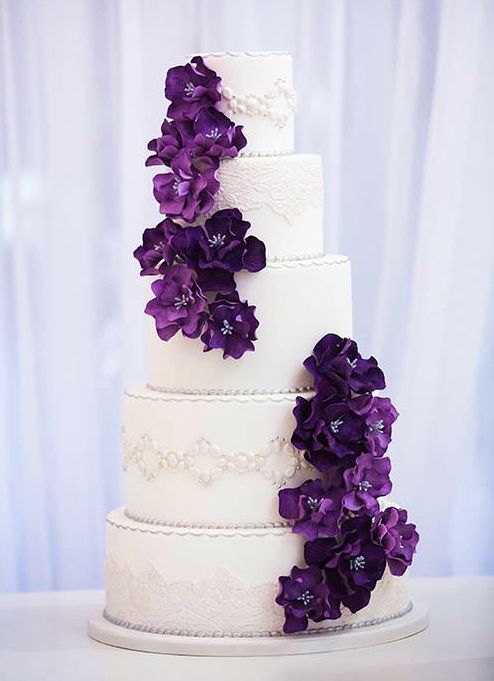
top-left (122, 430), bottom-right (311, 488)
top-left (213, 157), bottom-right (322, 222)
top-left (105, 559), bottom-right (411, 637)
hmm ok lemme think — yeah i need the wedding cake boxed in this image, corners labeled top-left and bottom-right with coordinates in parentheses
top-left (89, 51), bottom-right (425, 655)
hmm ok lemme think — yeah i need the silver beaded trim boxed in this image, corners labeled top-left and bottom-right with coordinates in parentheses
top-left (144, 385), bottom-right (313, 397)
top-left (106, 516), bottom-right (292, 538)
top-left (103, 601), bottom-right (413, 639)
top-left (125, 389), bottom-right (310, 404)
top-left (124, 509), bottom-right (292, 531)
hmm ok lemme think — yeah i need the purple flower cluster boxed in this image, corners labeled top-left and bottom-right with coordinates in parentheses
top-left (277, 335), bottom-right (419, 633)
top-left (146, 56), bottom-right (246, 224)
top-left (135, 57), bottom-right (266, 359)
top-left (135, 209), bottom-right (265, 359)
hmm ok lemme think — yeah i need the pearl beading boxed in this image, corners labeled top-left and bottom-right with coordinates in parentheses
top-left (144, 385), bottom-right (313, 396)
top-left (106, 516), bottom-right (292, 538)
top-left (122, 431), bottom-right (311, 488)
top-left (220, 79), bottom-right (296, 128)
top-left (102, 601), bottom-right (413, 638)
top-left (123, 509), bottom-right (292, 531)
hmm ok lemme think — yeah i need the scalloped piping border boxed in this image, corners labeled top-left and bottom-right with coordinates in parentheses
top-left (124, 509), bottom-right (292, 531)
top-left (196, 50), bottom-right (291, 59)
top-left (266, 255), bottom-right (349, 269)
top-left (238, 148), bottom-right (294, 157)
top-left (106, 516), bottom-right (292, 538)
top-left (103, 601), bottom-right (413, 639)
top-left (124, 390), bottom-right (307, 403)
top-left (142, 385), bottom-right (312, 397)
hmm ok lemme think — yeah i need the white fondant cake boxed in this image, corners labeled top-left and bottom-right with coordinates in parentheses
top-left (93, 52), bottom-right (420, 653)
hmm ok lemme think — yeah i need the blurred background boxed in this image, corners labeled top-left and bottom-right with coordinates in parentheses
top-left (1, 0), bottom-right (493, 592)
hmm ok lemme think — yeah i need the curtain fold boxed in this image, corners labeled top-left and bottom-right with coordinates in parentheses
top-left (1, 0), bottom-right (493, 590)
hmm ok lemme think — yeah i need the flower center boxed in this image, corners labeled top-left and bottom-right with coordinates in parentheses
top-left (174, 293), bottom-right (191, 309)
top-left (347, 357), bottom-right (358, 369)
top-left (221, 319), bottom-right (234, 336)
top-left (153, 240), bottom-right (165, 251)
top-left (305, 496), bottom-right (321, 511)
top-left (330, 417), bottom-right (344, 434)
top-left (205, 127), bottom-right (221, 141)
top-left (297, 590), bottom-right (314, 606)
top-left (357, 480), bottom-right (372, 492)
top-left (208, 233), bottom-right (226, 248)
top-left (172, 179), bottom-right (180, 195)
top-left (349, 555), bottom-right (366, 571)
top-left (184, 81), bottom-right (195, 96)
top-left (369, 419), bottom-right (384, 432)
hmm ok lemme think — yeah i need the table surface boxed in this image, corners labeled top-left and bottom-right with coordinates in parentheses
top-left (0, 576), bottom-right (493, 681)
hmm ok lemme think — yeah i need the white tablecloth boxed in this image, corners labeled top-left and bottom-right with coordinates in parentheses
top-left (0, 577), bottom-right (493, 681)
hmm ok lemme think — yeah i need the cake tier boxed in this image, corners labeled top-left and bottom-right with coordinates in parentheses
top-left (123, 388), bottom-right (314, 527)
top-left (147, 255), bottom-right (352, 392)
top-left (104, 509), bottom-right (410, 637)
top-left (201, 51), bottom-right (295, 156)
top-left (212, 154), bottom-right (323, 260)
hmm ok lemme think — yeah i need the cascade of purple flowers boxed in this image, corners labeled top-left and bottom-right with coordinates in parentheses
top-left (134, 56), bottom-right (266, 359)
top-left (276, 334), bottom-right (419, 634)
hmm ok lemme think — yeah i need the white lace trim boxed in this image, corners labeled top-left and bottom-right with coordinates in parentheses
top-left (103, 603), bottom-right (413, 638)
top-left (122, 431), bottom-right (311, 488)
top-left (104, 560), bottom-right (411, 637)
top-left (214, 156), bottom-right (322, 223)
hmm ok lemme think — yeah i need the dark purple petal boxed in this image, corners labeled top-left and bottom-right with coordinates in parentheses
top-left (144, 264), bottom-right (208, 342)
top-left (201, 291), bottom-right (259, 360)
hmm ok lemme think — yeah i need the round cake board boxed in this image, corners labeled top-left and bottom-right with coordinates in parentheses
top-left (88, 601), bottom-right (428, 657)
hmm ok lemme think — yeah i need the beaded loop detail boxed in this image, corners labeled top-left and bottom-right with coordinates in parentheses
top-left (220, 79), bottom-right (296, 128)
top-left (122, 430), bottom-right (311, 488)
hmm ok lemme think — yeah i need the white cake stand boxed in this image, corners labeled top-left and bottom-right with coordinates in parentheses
top-left (88, 601), bottom-right (428, 657)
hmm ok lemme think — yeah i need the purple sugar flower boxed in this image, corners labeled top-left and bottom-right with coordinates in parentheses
top-left (145, 119), bottom-right (191, 167)
top-left (342, 453), bottom-right (392, 515)
top-left (291, 395), bottom-right (367, 472)
top-left (276, 566), bottom-right (339, 633)
top-left (305, 515), bottom-right (387, 614)
top-left (372, 507), bottom-right (419, 576)
top-left (190, 108), bottom-right (246, 159)
top-left (133, 218), bottom-right (180, 275)
top-left (278, 479), bottom-right (344, 541)
top-left (144, 264), bottom-right (207, 341)
top-left (153, 150), bottom-right (219, 223)
top-left (165, 56), bottom-right (221, 121)
top-left (364, 396), bottom-right (399, 456)
top-left (304, 334), bottom-right (386, 396)
top-left (172, 208), bottom-right (266, 293)
top-left (201, 291), bottom-right (259, 359)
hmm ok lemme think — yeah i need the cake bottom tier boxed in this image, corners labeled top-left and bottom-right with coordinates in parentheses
top-left (104, 509), bottom-right (411, 637)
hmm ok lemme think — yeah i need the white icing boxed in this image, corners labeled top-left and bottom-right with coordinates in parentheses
top-left (104, 509), bottom-right (410, 637)
top-left (202, 52), bottom-right (294, 155)
top-left (147, 255), bottom-right (353, 392)
top-left (123, 387), bottom-right (314, 526)
top-left (212, 154), bottom-right (323, 260)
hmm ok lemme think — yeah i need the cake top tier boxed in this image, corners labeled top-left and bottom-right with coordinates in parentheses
top-left (199, 51), bottom-right (295, 156)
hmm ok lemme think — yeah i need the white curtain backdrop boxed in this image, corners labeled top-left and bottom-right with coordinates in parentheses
top-left (1, 0), bottom-right (493, 591)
